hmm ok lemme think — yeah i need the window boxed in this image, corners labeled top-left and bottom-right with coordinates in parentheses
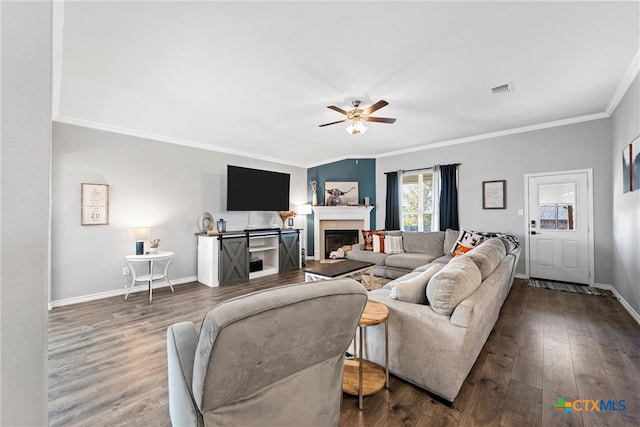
top-left (401, 170), bottom-right (433, 232)
top-left (538, 182), bottom-right (576, 230)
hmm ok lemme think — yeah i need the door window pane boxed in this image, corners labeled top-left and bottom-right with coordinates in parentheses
top-left (538, 182), bottom-right (576, 230)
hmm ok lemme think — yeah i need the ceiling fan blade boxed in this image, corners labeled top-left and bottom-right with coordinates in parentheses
top-left (366, 116), bottom-right (396, 124)
top-left (319, 119), bottom-right (346, 127)
top-left (327, 105), bottom-right (348, 115)
top-left (362, 100), bottom-right (389, 115)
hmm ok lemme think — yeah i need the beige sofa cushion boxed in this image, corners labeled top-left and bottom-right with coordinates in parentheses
top-left (465, 238), bottom-right (506, 280)
top-left (390, 264), bottom-right (441, 304)
top-left (443, 229), bottom-right (459, 253)
top-left (426, 256), bottom-right (482, 315)
top-left (402, 231), bottom-right (445, 254)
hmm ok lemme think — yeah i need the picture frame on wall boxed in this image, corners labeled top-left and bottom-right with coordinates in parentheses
top-left (482, 180), bottom-right (506, 209)
top-left (632, 135), bottom-right (640, 191)
top-left (81, 183), bottom-right (109, 225)
top-left (324, 181), bottom-right (359, 206)
top-left (623, 143), bottom-right (631, 193)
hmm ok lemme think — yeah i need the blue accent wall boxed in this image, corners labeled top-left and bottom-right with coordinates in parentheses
top-left (306, 158), bottom-right (376, 257)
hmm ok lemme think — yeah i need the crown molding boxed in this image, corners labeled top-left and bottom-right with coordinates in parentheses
top-left (53, 115), bottom-right (308, 169)
top-left (375, 112), bottom-right (609, 159)
top-left (606, 49), bottom-right (640, 116)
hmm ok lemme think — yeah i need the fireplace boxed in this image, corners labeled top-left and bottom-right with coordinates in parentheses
top-left (311, 206), bottom-right (374, 259)
top-left (324, 229), bottom-right (359, 258)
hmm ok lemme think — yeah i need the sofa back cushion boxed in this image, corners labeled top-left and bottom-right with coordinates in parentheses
top-left (444, 229), bottom-right (459, 253)
top-left (465, 238), bottom-right (506, 280)
top-left (426, 256), bottom-right (482, 315)
top-left (389, 264), bottom-right (441, 304)
top-left (402, 231), bottom-right (445, 255)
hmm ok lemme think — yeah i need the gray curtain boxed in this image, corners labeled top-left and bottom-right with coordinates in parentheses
top-left (385, 172), bottom-right (400, 230)
top-left (439, 164), bottom-right (459, 230)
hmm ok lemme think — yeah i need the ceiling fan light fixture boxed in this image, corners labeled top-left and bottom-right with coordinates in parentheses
top-left (346, 120), bottom-right (367, 135)
top-left (321, 99), bottom-right (394, 134)
top-left (354, 120), bottom-right (367, 134)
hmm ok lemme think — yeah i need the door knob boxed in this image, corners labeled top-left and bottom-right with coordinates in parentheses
top-left (530, 231), bottom-right (541, 235)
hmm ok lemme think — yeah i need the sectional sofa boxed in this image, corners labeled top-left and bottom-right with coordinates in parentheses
top-left (347, 229), bottom-right (459, 279)
top-left (349, 231), bottom-right (520, 402)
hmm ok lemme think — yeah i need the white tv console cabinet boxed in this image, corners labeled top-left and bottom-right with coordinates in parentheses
top-left (197, 229), bottom-right (300, 287)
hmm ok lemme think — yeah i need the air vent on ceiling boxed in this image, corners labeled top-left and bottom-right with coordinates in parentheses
top-left (491, 83), bottom-right (513, 94)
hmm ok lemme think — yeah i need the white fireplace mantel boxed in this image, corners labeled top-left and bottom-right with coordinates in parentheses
top-left (312, 206), bottom-right (374, 259)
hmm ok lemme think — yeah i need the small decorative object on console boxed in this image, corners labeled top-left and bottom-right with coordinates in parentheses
top-left (276, 211), bottom-right (295, 228)
top-left (198, 212), bottom-right (215, 233)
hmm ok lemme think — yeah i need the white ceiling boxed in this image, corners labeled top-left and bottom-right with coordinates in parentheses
top-left (54, 1), bottom-right (640, 168)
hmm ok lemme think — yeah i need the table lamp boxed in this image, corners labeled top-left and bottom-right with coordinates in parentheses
top-left (294, 204), bottom-right (312, 266)
top-left (128, 227), bottom-right (151, 255)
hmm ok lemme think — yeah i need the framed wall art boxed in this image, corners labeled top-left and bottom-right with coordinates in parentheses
top-left (482, 180), bottom-right (506, 209)
top-left (632, 135), bottom-right (639, 191)
top-left (623, 143), bottom-right (631, 193)
top-left (81, 183), bottom-right (109, 225)
top-left (324, 181), bottom-right (359, 206)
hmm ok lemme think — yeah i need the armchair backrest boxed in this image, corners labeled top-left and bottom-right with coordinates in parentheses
top-left (192, 278), bottom-right (367, 426)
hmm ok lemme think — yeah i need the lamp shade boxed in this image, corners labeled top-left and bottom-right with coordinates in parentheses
top-left (128, 227), bottom-right (151, 241)
top-left (295, 204), bottom-right (313, 215)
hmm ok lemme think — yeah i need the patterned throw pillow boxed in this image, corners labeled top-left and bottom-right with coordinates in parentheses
top-left (384, 235), bottom-right (404, 254)
top-left (362, 230), bottom-right (385, 252)
top-left (450, 228), bottom-right (485, 256)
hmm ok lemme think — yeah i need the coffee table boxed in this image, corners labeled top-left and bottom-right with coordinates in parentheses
top-left (304, 259), bottom-right (375, 288)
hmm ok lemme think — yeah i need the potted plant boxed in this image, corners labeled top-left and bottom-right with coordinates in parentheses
top-left (149, 239), bottom-right (160, 253)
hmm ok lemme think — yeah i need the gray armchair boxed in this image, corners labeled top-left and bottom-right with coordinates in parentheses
top-left (167, 278), bottom-right (368, 426)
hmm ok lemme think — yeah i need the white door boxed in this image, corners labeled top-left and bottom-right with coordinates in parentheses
top-left (527, 171), bottom-right (592, 285)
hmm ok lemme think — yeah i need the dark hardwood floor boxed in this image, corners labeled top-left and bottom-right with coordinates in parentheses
top-left (48, 262), bottom-right (640, 426)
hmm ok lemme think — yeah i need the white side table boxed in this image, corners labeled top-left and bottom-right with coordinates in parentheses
top-left (125, 251), bottom-right (175, 302)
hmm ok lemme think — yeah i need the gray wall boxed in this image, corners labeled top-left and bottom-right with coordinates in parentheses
top-left (1, 1), bottom-right (50, 424)
top-left (376, 119), bottom-right (613, 285)
top-left (611, 75), bottom-right (640, 316)
top-left (51, 122), bottom-right (307, 303)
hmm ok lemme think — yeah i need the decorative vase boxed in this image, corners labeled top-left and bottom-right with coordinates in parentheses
top-left (149, 247), bottom-right (158, 254)
top-left (312, 191), bottom-right (318, 206)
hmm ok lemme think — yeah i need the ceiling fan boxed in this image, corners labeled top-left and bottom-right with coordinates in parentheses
top-left (319, 99), bottom-right (397, 134)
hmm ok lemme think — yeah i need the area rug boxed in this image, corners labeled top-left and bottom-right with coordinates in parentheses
top-left (525, 279), bottom-right (605, 296)
top-left (368, 276), bottom-right (391, 291)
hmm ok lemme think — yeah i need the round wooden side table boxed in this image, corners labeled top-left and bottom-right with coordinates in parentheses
top-left (342, 300), bottom-right (389, 410)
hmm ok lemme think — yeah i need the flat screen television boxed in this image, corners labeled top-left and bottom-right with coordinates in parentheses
top-left (227, 165), bottom-right (290, 211)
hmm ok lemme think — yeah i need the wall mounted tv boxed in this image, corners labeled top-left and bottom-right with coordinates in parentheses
top-left (227, 165), bottom-right (290, 211)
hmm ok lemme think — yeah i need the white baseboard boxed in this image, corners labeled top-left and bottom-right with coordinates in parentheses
top-left (514, 273), bottom-right (528, 280)
top-left (593, 283), bottom-right (640, 326)
top-left (49, 276), bottom-right (198, 309)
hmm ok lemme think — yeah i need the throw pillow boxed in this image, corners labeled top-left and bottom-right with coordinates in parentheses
top-left (391, 264), bottom-right (442, 304)
top-left (362, 230), bottom-right (385, 251)
top-left (372, 234), bottom-right (385, 253)
top-left (384, 235), bottom-right (404, 254)
top-left (450, 228), bottom-right (485, 256)
top-left (426, 256), bottom-right (482, 316)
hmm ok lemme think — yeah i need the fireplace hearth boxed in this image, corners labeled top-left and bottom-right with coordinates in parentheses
top-left (324, 229), bottom-right (359, 258)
